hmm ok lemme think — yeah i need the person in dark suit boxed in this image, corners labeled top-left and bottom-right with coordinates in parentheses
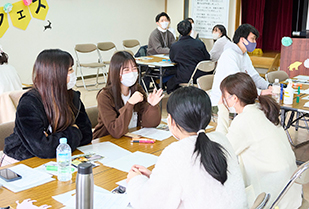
top-left (167, 19), bottom-right (211, 94)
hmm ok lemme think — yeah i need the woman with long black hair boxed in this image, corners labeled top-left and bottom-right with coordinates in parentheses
top-left (126, 86), bottom-right (247, 209)
top-left (2, 49), bottom-right (92, 166)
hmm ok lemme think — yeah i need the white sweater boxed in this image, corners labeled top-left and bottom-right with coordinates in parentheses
top-left (210, 42), bottom-right (269, 106)
top-left (127, 132), bottom-right (248, 209)
top-left (216, 103), bottom-right (302, 209)
top-left (0, 64), bottom-right (22, 94)
top-left (210, 36), bottom-right (230, 62)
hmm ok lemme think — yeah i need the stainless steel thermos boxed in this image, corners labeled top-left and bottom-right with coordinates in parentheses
top-left (76, 163), bottom-right (94, 209)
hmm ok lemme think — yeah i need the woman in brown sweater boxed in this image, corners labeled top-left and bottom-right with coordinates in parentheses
top-left (93, 51), bottom-right (163, 139)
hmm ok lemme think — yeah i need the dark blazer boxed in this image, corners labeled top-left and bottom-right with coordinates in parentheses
top-left (4, 89), bottom-right (92, 161)
top-left (167, 36), bottom-right (211, 93)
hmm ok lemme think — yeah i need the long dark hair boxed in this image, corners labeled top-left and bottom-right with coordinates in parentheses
top-left (100, 51), bottom-right (146, 111)
top-left (32, 49), bottom-right (76, 132)
top-left (0, 52), bottom-right (8, 64)
top-left (212, 24), bottom-right (231, 41)
top-left (167, 86), bottom-right (228, 185)
top-left (220, 72), bottom-right (280, 125)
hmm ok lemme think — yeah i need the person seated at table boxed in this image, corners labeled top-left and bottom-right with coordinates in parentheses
top-left (209, 24), bottom-right (231, 62)
top-left (211, 23), bottom-right (272, 108)
top-left (166, 19), bottom-right (210, 94)
top-left (1, 49), bottom-right (92, 166)
top-left (147, 12), bottom-right (176, 55)
top-left (126, 86), bottom-right (248, 209)
top-left (216, 72), bottom-right (302, 208)
top-left (0, 47), bottom-right (22, 94)
top-left (93, 51), bottom-right (162, 139)
top-left (186, 17), bottom-right (199, 39)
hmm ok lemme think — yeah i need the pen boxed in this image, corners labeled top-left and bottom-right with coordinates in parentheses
top-left (131, 139), bottom-right (155, 143)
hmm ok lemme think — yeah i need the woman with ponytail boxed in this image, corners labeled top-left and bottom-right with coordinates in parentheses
top-left (217, 72), bottom-right (302, 208)
top-left (126, 86), bottom-right (247, 209)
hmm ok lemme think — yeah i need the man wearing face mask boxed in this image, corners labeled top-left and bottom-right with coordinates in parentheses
top-left (147, 12), bottom-right (176, 55)
top-left (211, 24), bottom-right (272, 108)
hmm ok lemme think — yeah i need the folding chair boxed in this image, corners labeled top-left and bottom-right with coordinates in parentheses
top-left (123, 39), bottom-right (140, 55)
top-left (74, 44), bottom-right (106, 90)
top-left (266, 70), bottom-right (289, 83)
top-left (180, 60), bottom-right (215, 87)
top-left (269, 160), bottom-right (309, 209)
top-left (250, 193), bottom-right (270, 209)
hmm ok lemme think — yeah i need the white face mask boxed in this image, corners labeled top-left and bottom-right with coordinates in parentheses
top-left (223, 96), bottom-right (237, 113)
top-left (191, 23), bottom-right (195, 29)
top-left (67, 72), bottom-right (77, 90)
top-left (121, 71), bottom-right (138, 87)
top-left (160, 21), bottom-right (169, 29)
top-left (212, 32), bottom-right (220, 40)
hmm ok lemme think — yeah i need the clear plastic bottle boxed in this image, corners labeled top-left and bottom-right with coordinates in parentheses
top-left (57, 137), bottom-right (72, 181)
top-left (272, 78), bottom-right (280, 103)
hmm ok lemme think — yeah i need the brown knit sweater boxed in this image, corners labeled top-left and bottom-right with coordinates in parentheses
top-left (93, 85), bottom-right (161, 139)
top-left (147, 28), bottom-right (176, 55)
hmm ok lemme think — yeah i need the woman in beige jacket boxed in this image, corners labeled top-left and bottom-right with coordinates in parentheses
top-left (216, 72), bottom-right (302, 209)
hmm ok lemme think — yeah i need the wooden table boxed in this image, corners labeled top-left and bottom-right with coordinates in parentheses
top-left (135, 55), bottom-right (175, 89)
top-left (280, 82), bottom-right (309, 148)
top-left (0, 123), bottom-right (216, 208)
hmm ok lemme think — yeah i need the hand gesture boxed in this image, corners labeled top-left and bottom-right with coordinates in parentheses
top-left (132, 164), bottom-right (152, 178)
top-left (126, 167), bottom-right (142, 183)
top-left (261, 86), bottom-right (273, 96)
top-left (128, 91), bottom-right (144, 105)
top-left (147, 88), bottom-right (164, 106)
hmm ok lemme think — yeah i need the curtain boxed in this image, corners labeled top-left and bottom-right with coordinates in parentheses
top-left (241, 0), bottom-right (266, 49)
top-left (262, 0), bottom-right (293, 51)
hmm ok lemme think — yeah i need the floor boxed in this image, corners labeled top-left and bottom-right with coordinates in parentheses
top-left (76, 77), bottom-right (309, 203)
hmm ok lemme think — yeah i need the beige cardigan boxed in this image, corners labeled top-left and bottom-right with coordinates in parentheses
top-left (216, 103), bottom-right (302, 208)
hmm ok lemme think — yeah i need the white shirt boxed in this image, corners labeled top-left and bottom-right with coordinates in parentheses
top-left (210, 42), bottom-right (269, 106)
top-left (121, 90), bottom-right (137, 129)
top-left (0, 63), bottom-right (22, 94)
top-left (216, 103), bottom-right (302, 208)
top-left (127, 133), bottom-right (248, 209)
top-left (210, 36), bottom-right (230, 62)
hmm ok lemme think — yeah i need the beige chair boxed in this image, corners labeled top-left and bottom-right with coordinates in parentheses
top-left (97, 42), bottom-right (118, 65)
top-left (180, 60), bottom-right (215, 87)
top-left (123, 39), bottom-right (140, 55)
top-left (269, 160), bottom-right (309, 209)
top-left (250, 193), bottom-right (270, 209)
top-left (0, 121), bottom-right (15, 159)
top-left (74, 43), bottom-right (106, 90)
top-left (197, 75), bottom-right (214, 92)
top-left (85, 106), bottom-right (99, 129)
top-left (266, 70), bottom-right (289, 83)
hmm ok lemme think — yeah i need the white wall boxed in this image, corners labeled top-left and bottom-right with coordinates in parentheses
top-left (166, 0), bottom-right (237, 51)
top-left (1, 0), bottom-right (165, 84)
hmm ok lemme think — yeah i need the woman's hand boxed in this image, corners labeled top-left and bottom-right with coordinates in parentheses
top-left (147, 88), bottom-right (164, 106)
top-left (132, 164), bottom-right (152, 178)
top-left (126, 167), bottom-right (142, 183)
top-left (128, 91), bottom-right (144, 105)
top-left (261, 86), bottom-right (273, 95)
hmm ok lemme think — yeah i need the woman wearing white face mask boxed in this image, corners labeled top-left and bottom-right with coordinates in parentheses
top-left (93, 51), bottom-right (163, 139)
top-left (126, 86), bottom-right (248, 209)
top-left (216, 72), bottom-right (302, 209)
top-left (209, 24), bottom-right (231, 62)
top-left (1, 49), bottom-right (92, 166)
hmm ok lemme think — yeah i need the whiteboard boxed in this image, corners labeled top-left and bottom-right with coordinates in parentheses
top-left (191, 0), bottom-right (230, 39)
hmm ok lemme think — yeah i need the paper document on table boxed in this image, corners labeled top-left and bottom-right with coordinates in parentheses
top-left (294, 75), bottom-right (309, 80)
top-left (302, 95), bottom-right (309, 100)
top-left (131, 128), bottom-right (172, 141)
top-left (304, 102), bottom-right (309, 107)
top-left (78, 141), bottom-right (131, 164)
top-left (116, 179), bottom-right (128, 188)
top-left (151, 62), bottom-right (173, 67)
top-left (153, 54), bottom-right (170, 59)
top-left (206, 125), bottom-right (214, 130)
top-left (0, 164), bottom-right (54, 193)
top-left (104, 151), bottom-right (158, 173)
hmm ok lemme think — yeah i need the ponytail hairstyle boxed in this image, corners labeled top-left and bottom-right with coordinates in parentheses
top-left (220, 72), bottom-right (280, 125)
top-left (167, 86), bottom-right (228, 185)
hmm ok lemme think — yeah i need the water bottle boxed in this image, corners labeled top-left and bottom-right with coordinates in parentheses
top-left (272, 78), bottom-right (280, 103)
top-left (76, 163), bottom-right (94, 209)
top-left (56, 137), bottom-right (72, 181)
